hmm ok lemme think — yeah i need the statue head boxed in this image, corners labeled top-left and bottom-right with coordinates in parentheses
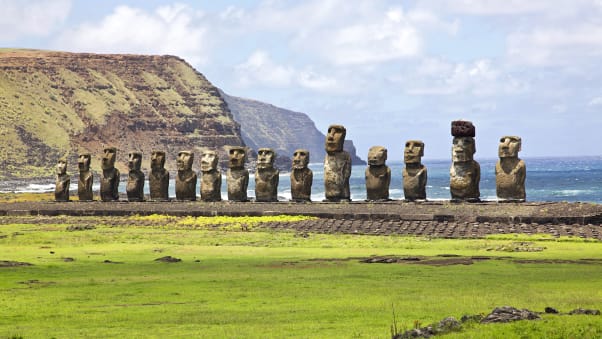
top-left (325, 124), bottom-right (346, 154)
top-left (292, 149), bottom-right (310, 169)
top-left (499, 136), bottom-right (521, 158)
top-left (78, 153), bottom-right (91, 172)
top-left (452, 137), bottom-right (476, 162)
top-left (56, 157), bottom-right (67, 175)
top-left (128, 152), bottom-right (142, 171)
top-left (404, 140), bottom-right (424, 164)
top-left (200, 150), bottom-right (219, 172)
top-left (151, 151), bottom-right (166, 171)
top-left (367, 146), bottom-right (387, 167)
top-left (177, 151), bottom-right (194, 171)
top-left (102, 147), bottom-right (117, 170)
top-left (257, 148), bottom-right (276, 169)
top-left (228, 146), bottom-right (246, 169)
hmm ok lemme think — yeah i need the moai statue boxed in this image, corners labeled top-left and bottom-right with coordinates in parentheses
top-left (175, 151), bottom-right (197, 201)
top-left (126, 152), bottom-right (144, 202)
top-left (324, 124), bottom-right (351, 202)
top-left (200, 150), bottom-right (222, 202)
top-left (77, 153), bottom-right (93, 201)
top-left (496, 136), bottom-right (526, 201)
top-left (255, 148), bottom-right (279, 202)
top-left (149, 151), bottom-right (169, 201)
top-left (227, 146), bottom-right (249, 202)
top-left (403, 140), bottom-right (427, 201)
top-left (365, 146), bottom-right (391, 201)
top-left (290, 149), bottom-right (313, 202)
top-left (450, 121), bottom-right (480, 202)
top-left (100, 147), bottom-right (120, 202)
top-left (54, 157), bottom-right (70, 202)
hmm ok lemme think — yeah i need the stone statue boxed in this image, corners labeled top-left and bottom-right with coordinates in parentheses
top-left (324, 124), bottom-right (351, 202)
top-left (496, 136), bottom-right (526, 201)
top-left (149, 151), bottom-right (169, 201)
top-left (100, 147), bottom-right (120, 202)
top-left (126, 152), bottom-right (145, 202)
top-left (200, 150), bottom-right (222, 202)
top-left (54, 157), bottom-right (70, 202)
top-left (365, 146), bottom-right (391, 201)
top-left (175, 151), bottom-right (197, 201)
top-left (255, 148), bottom-right (279, 202)
top-left (77, 153), bottom-right (93, 201)
top-left (227, 146), bottom-right (249, 202)
top-left (290, 149), bottom-right (313, 202)
top-left (403, 140), bottom-right (427, 201)
top-left (450, 121), bottom-right (480, 202)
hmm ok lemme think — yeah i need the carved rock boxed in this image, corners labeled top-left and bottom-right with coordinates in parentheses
top-left (496, 136), bottom-right (526, 201)
top-left (77, 153), bottom-right (93, 201)
top-left (100, 147), bottom-right (120, 202)
top-left (403, 140), bottom-right (427, 201)
top-left (227, 146), bottom-right (249, 201)
top-left (255, 148), bottom-right (279, 202)
top-left (324, 125), bottom-right (351, 202)
top-left (200, 150), bottom-right (222, 202)
top-left (54, 157), bottom-right (70, 202)
top-left (450, 122), bottom-right (480, 201)
top-left (290, 149), bottom-right (312, 202)
top-left (126, 152), bottom-right (145, 202)
top-left (175, 151), bottom-right (197, 201)
top-left (365, 146), bottom-right (390, 201)
top-left (149, 151), bottom-right (169, 201)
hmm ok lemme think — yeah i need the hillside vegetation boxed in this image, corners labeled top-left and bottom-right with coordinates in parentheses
top-left (0, 49), bottom-right (244, 178)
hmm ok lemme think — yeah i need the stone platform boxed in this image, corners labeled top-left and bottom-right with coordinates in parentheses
top-left (2, 200), bottom-right (602, 223)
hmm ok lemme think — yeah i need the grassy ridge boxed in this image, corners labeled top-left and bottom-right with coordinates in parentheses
top-left (1, 216), bottom-right (601, 338)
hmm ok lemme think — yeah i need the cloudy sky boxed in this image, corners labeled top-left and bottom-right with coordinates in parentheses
top-left (2, 0), bottom-right (602, 160)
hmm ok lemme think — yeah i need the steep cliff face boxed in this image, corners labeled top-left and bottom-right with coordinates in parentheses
top-left (221, 91), bottom-right (366, 165)
top-left (0, 49), bottom-right (245, 178)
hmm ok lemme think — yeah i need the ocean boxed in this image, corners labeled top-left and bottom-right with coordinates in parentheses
top-left (4, 156), bottom-right (602, 203)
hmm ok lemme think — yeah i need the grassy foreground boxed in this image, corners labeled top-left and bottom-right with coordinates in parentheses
top-left (0, 215), bottom-right (601, 338)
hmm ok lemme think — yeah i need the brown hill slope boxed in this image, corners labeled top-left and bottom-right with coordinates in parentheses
top-left (0, 49), bottom-right (245, 178)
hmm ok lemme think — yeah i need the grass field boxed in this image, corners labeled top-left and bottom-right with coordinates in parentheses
top-left (1, 215), bottom-right (601, 338)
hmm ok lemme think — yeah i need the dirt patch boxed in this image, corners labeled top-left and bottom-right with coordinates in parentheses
top-left (103, 260), bottom-right (123, 264)
top-left (154, 256), bottom-right (181, 263)
top-left (66, 225), bottom-right (96, 231)
top-left (18, 279), bottom-right (55, 286)
top-left (0, 260), bottom-right (33, 267)
top-left (488, 241), bottom-right (546, 252)
top-left (360, 255), bottom-right (496, 266)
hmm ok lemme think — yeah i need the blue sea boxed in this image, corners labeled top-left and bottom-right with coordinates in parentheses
top-left (4, 156), bottom-right (602, 203)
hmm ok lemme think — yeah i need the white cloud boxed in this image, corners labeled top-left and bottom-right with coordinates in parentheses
top-left (235, 50), bottom-right (341, 92)
top-left (54, 4), bottom-right (208, 65)
top-left (422, 0), bottom-right (554, 16)
top-left (588, 96), bottom-right (602, 107)
top-left (507, 23), bottom-right (602, 67)
top-left (0, 0), bottom-right (71, 41)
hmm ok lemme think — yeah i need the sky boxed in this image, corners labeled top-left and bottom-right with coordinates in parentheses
top-left (2, 0), bottom-right (602, 161)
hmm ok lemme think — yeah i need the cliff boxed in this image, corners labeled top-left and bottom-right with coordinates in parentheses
top-left (220, 92), bottom-right (366, 165)
top-left (0, 49), bottom-right (245, 178)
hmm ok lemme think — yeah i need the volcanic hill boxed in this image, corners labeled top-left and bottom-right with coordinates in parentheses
top-left (0, 49), bottom-right (364, 180)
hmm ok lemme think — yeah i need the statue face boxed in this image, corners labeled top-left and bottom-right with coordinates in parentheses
top-left (404, 140), bottom-right (424, 164)
top-left (499, 136), bottom-right (521, 158)
top-left (151, 151), bottom-right (166, 171)
top-left (257, 148), bottom-right (275, 169)
top-left (292, 149), bottom-right (310, 169)
top-left (177, 151), bottom-right (194, 171)
top-left (367, 146), bottom-right (387, 166)
top-left (56, 159), bottom-right (67, 175)
top-left (128, 152), bottom-right (142, 171)
top-left (201, 150), bottom-right (219, 172)
top-left (228, 147), bottom-right (246, 169)
top-left (102, 148), bottom-right (116, 170)
top-left (452, 137), bottom-right (475, 162)
top-left (325, 125), bottom-right (346, 153)
top-left (78, 154), bottom-right (91, 171)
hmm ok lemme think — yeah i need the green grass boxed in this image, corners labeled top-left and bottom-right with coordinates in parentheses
top-left (1, 216), bottom-right (601, 338)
